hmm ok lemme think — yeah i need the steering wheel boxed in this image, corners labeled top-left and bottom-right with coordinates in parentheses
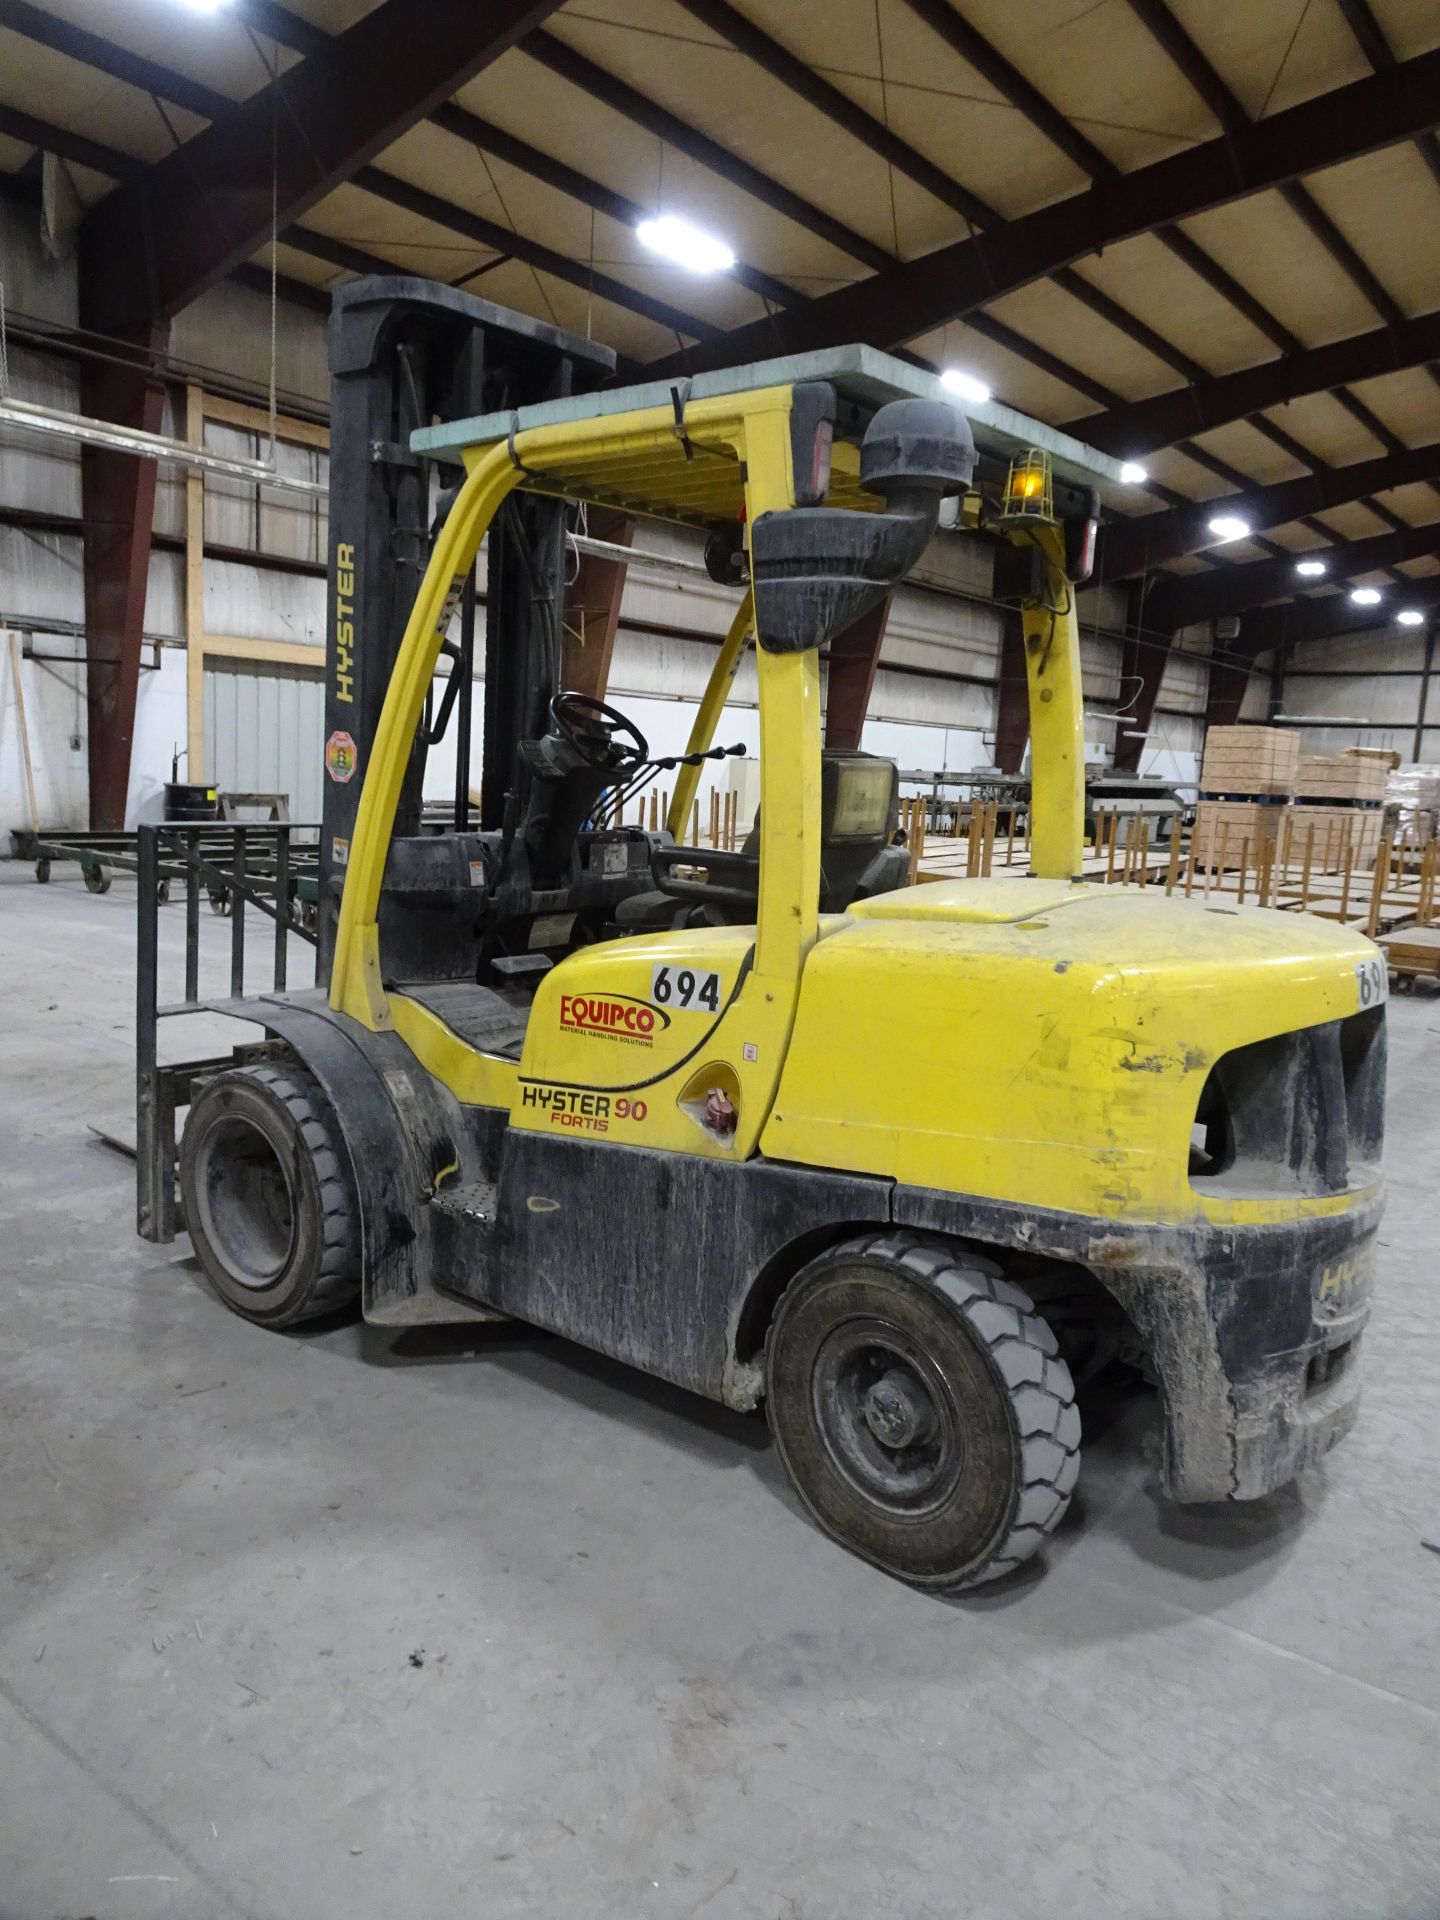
top-left (550, 691), bottom-right (648, 771)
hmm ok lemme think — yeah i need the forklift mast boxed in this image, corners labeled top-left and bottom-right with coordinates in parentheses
top-left (319, 276), bottom-right (615, 980)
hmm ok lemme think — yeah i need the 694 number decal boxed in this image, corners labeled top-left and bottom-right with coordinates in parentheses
top-left (651, 963), bottom-right (722, 1013)
top-left (1356, 954), bottom-right (1389, 1008)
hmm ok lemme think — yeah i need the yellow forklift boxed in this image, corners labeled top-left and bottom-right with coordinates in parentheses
top-left (153, 280), bottom-right (1385, 1591)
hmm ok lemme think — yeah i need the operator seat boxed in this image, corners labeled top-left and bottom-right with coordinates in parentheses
top-left (618, 750), bottom-right (908, 929)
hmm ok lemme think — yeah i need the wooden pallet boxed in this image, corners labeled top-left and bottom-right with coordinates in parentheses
top-left (1295, 752), bottom-right (1387, 803)
top-left (1199, 725), bottom-right (1299, 798)
top-left (1288, 803), bottom-right (1383, 872)
top-left (1379, 924), bottom-right (1440, 978)
top-left (1192, 799), bottom-right (1286, 870)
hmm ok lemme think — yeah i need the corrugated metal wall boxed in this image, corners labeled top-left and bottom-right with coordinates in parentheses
top-left (203, 658), bottom-right (325, 821)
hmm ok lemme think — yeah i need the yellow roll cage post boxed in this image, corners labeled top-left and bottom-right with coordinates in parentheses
top-left (328, 386), bottom-right (815, 1073)
top-left (664, 588), bottom-right (754, 842)
top-left (1011, 520), bottom-right (1085, 881)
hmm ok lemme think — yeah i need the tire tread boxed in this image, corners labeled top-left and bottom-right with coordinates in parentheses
top-left (186, 1062), bottom-right (360, 1327)
top-left (769, 1228), bottom-right (1080, 1591)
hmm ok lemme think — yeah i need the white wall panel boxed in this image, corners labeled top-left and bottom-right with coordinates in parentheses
top-left (2, 346), bottom-right (81, 517)
top-left (172, 281), bottom-right (330, 409)
top-left (204, 658), bottom-right (325, 822)
top-left (0, 525), bottom-right (83, 625)
top-left (0, 631), bottom-right (88, 833)
top-left (129, 650), bottom-right (189, 825)
top-left (141, 551), bottom-right (183, 642)
top-left (0, 198), bottom-right (77, 325)
top-left (204, 559), bottom-right (326, 645)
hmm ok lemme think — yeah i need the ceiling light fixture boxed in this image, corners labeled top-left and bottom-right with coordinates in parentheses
top-left (178, 0), bottom-right (230, 11)
top-left (635, 214), bottom-right (735, 275)
top-left (939, 368), bottom-right (992, 405)
top-left (1118, 461), bottom-right (1148, 485)
top-left (1350, 587), bottom-right (1383, 606)
top-left (1397, 608), bottom-right (1426, 626)
top-left (1207, 514), bottom-right (1251, 543)
top-left (1295, 558), bottom-right (1327, 577)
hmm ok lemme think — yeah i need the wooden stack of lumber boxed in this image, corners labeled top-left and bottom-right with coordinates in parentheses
top-left (1192, 799), bottom-right (1287, 870)
top-left (1199, 725), bottom-right (1299, 798)
top-left (1295, 753), bottom-right (1387, 803)
top-left (1288, 805), bottom-right (1384, 871)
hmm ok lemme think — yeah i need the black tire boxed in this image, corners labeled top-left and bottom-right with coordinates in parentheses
top-left (35, 859), bottom-right (50, 884)
top-left (764, 1230), bottom-right (1079, 1591)
top-left (179, 1063), bottom-right (360, 1329)
top-left (84, 865), bottom-right (111, 894)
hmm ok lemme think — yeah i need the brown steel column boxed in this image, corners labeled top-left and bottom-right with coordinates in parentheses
top-left (824, 596), bottom-right (890, 749)
top-left (79, 327), bottom-right (168, 829)
top-left (993, 607), bottom-right (1030, 773)
top-left (559, 508), bottom-right (633, 702)
top-left (1205, 651), bottom-right (1257, 731)
top-left (1267, 636), bottom-right (1289, 720)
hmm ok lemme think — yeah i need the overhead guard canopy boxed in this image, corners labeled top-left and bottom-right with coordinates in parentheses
top-left (411, 341), bottom-right (1129, 528)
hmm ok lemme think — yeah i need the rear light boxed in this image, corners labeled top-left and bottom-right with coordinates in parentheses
top-left (1064, 486), bottom-right (1101, 584)
top-left (788, 380), bottom-right (837, 507)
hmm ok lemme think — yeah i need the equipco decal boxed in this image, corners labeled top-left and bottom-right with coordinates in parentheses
top-left (559, 992), bottom-right (670, 1046)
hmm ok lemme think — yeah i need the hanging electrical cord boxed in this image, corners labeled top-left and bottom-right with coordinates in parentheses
top-left (267, 78), bottom-right (279, 465)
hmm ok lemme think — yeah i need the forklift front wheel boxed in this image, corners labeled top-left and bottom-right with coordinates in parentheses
top-left (764, 1231), bottom-right (1079, 1592)
top-left (179, 1063), bottom-right (360, 1329)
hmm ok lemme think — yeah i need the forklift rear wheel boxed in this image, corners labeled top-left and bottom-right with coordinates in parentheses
top-left (180, 1063), bottom-right (360, 1329)
top-left (764, 1231), bottom-right (1079, 1591)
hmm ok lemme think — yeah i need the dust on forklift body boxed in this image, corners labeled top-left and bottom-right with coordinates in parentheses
top-left (146, 277), bottom-right (1386, 1594)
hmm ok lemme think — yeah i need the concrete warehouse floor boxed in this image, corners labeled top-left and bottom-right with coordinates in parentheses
top-left (1, 860), bottom-right (1438, 1920)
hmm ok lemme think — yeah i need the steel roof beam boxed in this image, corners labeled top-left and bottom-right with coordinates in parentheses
top-left (0, 0), bottom-right (234, 120)
top-left (901, 0), bottom-right (1303, 357)
top-left (1335, 0), bottom-right (1440, 193)
top-left (1103, 441), bottom-right (1440, 580)
top-left (348, 165), bottom-right (722, 341)
top-left (1072, 308), bottom-right (1440, 457)
top-left (1, 83), bottom-right (717, 343)
top-left (430, 101), bottom-right (797, 312)
top-left (1144, 520), bottom-right (1440, 633)
top-left (670, 0), bottom-right (993, 233)
top-left (0, 0), bottom-right (786, 325)
top-left (79, 0), bottom-right (568, 335)
top-left (672, 0), bottom-right (1258, 394)
top-left (1232, 571), bottom-right (1440, 658)
top-left (647, 45), bottom-right (1440, 374)
top-left (521, 29), bottom-right (893, 274)
top-left (1125, 0), bottom-right (1428, 357)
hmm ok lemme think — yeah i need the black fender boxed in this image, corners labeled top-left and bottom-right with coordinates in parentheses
top-left (197, 990), bottom-right (501, 1319)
